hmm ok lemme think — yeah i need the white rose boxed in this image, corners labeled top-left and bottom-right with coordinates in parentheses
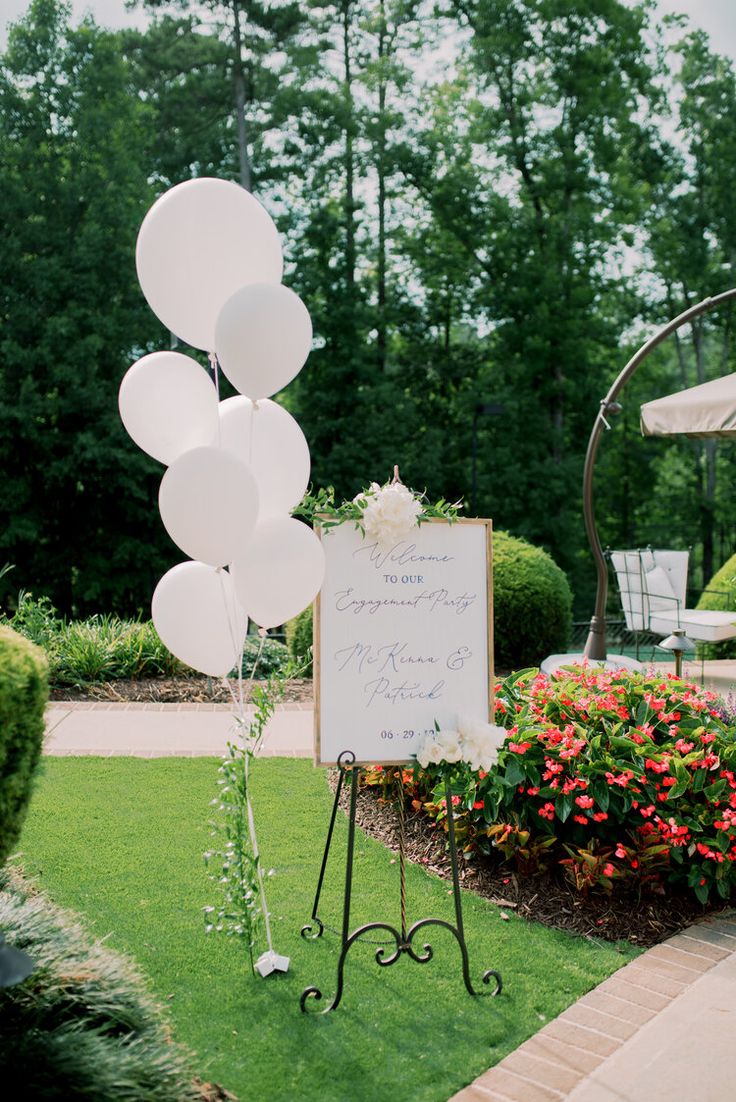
top-left (362, 482), bottom-right (422, 548)
top-left (436, 729), bottom-right (463, 763)
top-left (415, 735), bottom-right (445, 768)
top-left (458, 716), bottom-right (507, 771)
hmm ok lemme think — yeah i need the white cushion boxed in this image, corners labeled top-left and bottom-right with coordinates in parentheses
top-left (644, 565), bottom-right (676, 613)
top-left (651, 608), bottom-right (736, 642)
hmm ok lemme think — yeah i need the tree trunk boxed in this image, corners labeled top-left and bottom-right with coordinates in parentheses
top-left (342, 2), bottom-right (355, 291)
top-left (231, 0), bottom-right (252, 191)
top-left (376, 1), bottom-right (387, 371)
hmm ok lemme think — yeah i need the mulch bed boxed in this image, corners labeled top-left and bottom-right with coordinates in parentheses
top-left (51, 677), bottom-right (723, 947)
top-left (334, 774), bottom-right (725, 949)
top-left (49, 677), bottom-right (314, 705)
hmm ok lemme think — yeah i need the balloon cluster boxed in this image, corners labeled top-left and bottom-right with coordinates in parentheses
top-left (119, 178), bottom-right (325, 678)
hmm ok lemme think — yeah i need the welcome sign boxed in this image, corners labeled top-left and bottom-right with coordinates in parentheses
top-left (315, 519), bottom-right (493, 765)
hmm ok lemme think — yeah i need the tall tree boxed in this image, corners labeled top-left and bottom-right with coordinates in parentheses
top-left (398, 0), bottom-right (661, 605)
top-left (0, 0), bottom-right (170, 613)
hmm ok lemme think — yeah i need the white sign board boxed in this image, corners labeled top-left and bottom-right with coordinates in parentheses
top-left (315, 519), bottom-right (493, 765)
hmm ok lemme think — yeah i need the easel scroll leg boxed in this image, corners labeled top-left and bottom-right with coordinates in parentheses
top-left (301, 750), bottom-right (355, 941)
top-left (301, 757), bottom-right (359, 1013)
top-left (443, 776), bottom-right (502, 997)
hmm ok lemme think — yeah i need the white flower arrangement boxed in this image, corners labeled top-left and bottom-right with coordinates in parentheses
top-left (358, 478), bottom-right (423, 549)
top-left (415, 715), bottom-right (507, 772)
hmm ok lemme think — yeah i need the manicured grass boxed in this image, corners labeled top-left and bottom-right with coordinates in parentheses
top-left (19, 758), bottom-right (637, 1101)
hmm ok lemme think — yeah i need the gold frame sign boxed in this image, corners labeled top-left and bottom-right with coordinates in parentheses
top-left (314, 518), bottom-right (493, 766)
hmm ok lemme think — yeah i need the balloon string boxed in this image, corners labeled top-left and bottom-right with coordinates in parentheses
top-left (209, 351), bottom-right (222, 448)
top-left (249, 399), bottom-right (255, 468)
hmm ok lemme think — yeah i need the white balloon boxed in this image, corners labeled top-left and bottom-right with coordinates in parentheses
top-left (136, 178), bottom-right (283, 352)
top-left (152, 561), bottom-right (247, 677)
top-left (215, 283), bottom-right (312, 399)
top-left (231, 517), bottom-right (325, 629)
top-left (218, 396), bottom-right (310, 518)
top-left (159, 446), bottom-right (259, 567)
top-left (118, 352), bottom-right (218, 465)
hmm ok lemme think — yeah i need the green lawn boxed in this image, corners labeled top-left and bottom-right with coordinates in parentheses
top-left (19, 758), bottom-right (637, 1102)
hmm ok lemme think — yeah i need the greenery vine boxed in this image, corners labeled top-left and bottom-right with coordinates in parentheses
top-left (294, 483), bottom-right (463, 533)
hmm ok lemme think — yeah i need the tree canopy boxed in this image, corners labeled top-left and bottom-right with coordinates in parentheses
top-left (1, 0), bottom-right (735, 620)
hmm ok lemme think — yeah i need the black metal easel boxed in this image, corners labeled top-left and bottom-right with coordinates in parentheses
top-left (300, 750), bottom-right (503, 1014)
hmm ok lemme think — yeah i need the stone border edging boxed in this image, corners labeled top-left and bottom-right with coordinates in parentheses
top-left (449, 912), bottom-right (736, 1101)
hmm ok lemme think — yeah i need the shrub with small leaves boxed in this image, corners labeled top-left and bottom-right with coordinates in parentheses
top-left (0, 626), bottom-right (48, 864)
top-left (0, 868), bottom-right (197, 1100)
top-left (285, 607), bottom-right (313, 677)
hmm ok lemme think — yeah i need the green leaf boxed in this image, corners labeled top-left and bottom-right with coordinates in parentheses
top-left (555, 793), bottom-right (572, 823)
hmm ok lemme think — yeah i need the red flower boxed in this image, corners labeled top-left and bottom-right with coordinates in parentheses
top-left (592, 811), bottom-right (608, 822)
top-left (575, 795), bottom-right (594, 809)
top-left (508, 741), bottom-right (533, 754)
top-left (538, 802), bottom-right (555, 821)
top-left (602, 863), bottom-right (614, 877)
top-left (615, 845), bottom-right (626, 858)
top-left (573, 814), bottom-right (589, 825)
top-left (473, 800), bottom-right (484, 810)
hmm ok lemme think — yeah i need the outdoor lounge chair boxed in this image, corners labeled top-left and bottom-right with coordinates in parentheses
top-left (608, 548), bottom-right (736, 656)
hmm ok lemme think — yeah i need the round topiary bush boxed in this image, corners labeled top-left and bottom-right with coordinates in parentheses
top-left (0, 626), bottom-right (48, 865)
top-left (697, 553), bottom-right (736, 658)
top-left (493, 530), bottom-right (572, 669)
top-left (285, 606), bottom-right (314, 677)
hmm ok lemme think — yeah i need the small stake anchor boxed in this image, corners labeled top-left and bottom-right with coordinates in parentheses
top-left (255, 949), bottom-right (290, 977)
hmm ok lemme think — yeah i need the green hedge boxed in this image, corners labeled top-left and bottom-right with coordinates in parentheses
top-left (285, 606), bottom-right (314, 677)
top-left (493, 530), bottom-right (572, 669)
top-left (0, 626), bottom-right (48, 865)
top-left (697, 553), bottom-right (736, 658)
top-left (0, 868), bottom-right (197, 1100)
top-left (282, 531), bottom-right (572, 676)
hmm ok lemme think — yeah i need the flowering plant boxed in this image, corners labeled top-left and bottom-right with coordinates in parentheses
top-left (372, 666), bottom-right (736, 905)
top-left (474, 666), bottom-right (736, 903)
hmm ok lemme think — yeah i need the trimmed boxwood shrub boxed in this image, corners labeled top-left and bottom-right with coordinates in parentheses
top-left (697, 553), bottom-right (736, 658)
top-left (285, 606), bottom-right (314, 677)
top-left (239, 634), bottom-right (290, 678)
top-left (280, 531), bottom-right (572, 675)
top-left (492, 531), bottom-right (572, 669)
top-left (0, 626), bottom-right (48, 865)
top-left (0, 868), bottom-right (197, 1100)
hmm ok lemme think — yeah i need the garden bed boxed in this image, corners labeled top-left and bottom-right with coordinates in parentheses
top-left (49, 676), bottom-right (314, 704)
top-left (347, 777), bottom-right (722, 948)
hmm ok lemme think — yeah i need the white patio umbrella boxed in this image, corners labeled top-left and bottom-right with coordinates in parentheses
top-left (640, 372), bottom-right (736, 438)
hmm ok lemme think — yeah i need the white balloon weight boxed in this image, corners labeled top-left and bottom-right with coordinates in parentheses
top-left (159, 446), bottom-right (259, 567)
top-left (136, 178), bottom-right (283, 351)
top-left (218, 396), bottom-right (310, 518)
top-left (152, 561), bottom-right (247, 677)
top-left (215, 283), bottom-right (312, 400)
top-left (231, 517), bottom-right (325, 629)
top-left (119, 352), bottom-right (218, 465)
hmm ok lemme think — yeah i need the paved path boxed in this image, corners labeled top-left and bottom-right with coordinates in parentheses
top-left (451, 913), bottom-right (736, 1102)
top-left (44, 701), bottom-right (313, 758)
top-left (42, 697), bottom-right (736, 1101)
